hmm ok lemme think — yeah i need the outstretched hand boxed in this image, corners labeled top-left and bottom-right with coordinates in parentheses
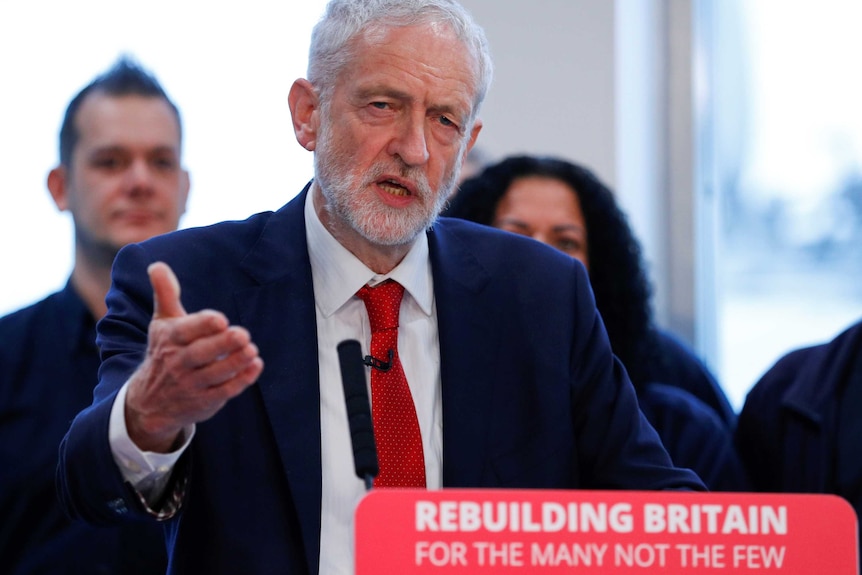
top-left (124, 262), bottom-right (264, 453)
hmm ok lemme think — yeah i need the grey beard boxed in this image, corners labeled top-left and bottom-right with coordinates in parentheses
top-left (313, 132), bottom-right (461, 246)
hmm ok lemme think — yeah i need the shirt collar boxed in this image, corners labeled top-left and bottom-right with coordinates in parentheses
top-left (304, 188), bottom-right (434, 318)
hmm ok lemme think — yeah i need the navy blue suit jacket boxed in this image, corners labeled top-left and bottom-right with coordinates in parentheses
top-left (0, 283), bottom-right (166, 574)
top-left (58, 186), bottom-right (704, 574)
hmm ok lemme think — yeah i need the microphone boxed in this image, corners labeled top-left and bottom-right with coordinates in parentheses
top-left (337, 339), bottom-right (379, 490)
top-left (363, 349), bottom-right (393, 372)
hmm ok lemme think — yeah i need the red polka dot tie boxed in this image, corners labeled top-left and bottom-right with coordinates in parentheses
top-left (356, 280), bottom-right (426, 488)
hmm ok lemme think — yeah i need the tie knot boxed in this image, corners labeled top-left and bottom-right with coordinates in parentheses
top-left (357, 280), bottom-right (405, 332)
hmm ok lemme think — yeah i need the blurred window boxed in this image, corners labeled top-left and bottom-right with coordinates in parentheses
top-left (706, 0), bottom-right (862, 409)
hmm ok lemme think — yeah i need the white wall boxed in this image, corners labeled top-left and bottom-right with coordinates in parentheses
top-left (459, 0), bottom-right (618, 188)
top-left (0, 1), bottom-right (326, 316)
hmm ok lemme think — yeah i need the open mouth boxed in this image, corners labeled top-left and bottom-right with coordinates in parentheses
top-left (379, 179), bottom-right (411, 197)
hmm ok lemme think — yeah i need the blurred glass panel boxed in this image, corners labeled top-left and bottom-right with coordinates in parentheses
top-left (710, 0), bottom-right (862, 409)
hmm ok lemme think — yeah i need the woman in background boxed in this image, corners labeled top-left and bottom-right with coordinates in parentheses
top-left (446, 154), bottom-right (747, 490)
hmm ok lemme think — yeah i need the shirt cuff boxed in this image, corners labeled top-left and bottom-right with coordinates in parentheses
top-left (109, 381), bottom-right (195, 504)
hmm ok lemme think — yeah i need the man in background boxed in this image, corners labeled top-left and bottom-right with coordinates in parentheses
top-left (0, 55), bottom-right (189, 574)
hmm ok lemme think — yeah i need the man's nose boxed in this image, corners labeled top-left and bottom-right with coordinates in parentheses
top-left (125, 159), bottom-right (155, 195)
top-left (389, 114), bottom-right (430, 166)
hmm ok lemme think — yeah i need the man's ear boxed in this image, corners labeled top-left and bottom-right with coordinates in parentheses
top-left (465, 118), bottom-right (483, 159)
top-left (289, 78), bottom-right (320, 151)
top-left (46, 166), bottom-right (71, 212)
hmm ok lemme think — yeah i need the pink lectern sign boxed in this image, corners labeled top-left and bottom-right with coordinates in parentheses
top-left (355, 489), bottom-right (858, 573)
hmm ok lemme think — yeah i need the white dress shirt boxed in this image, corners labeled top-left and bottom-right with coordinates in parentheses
top-left (109, 190), bottom-right (443, 575)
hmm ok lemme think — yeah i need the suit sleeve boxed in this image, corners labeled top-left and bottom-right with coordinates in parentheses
top-left (564, 259), bottom-right (706, 491)
top-left (57, 243), bottom-right (188, 525)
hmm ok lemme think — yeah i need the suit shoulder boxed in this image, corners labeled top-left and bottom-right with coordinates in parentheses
top-left (747, 317), bottom-right (862, 412)
top-left (142, 210), bottom-right (275, 253)
top-left (0, 291), bottom-right (69, 375)
top-left (114, 211), bottom-right (282, 284)
top-left (0, 291), bottom-right (65, 339)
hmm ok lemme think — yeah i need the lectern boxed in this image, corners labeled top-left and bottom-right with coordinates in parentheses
top-left (356, 489), bottom-right (859, 574)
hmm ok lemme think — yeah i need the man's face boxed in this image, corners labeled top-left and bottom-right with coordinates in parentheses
top-left (49, 92), bottom-right (189, 260)
top-left (313, 22), bottom-right (482, 247)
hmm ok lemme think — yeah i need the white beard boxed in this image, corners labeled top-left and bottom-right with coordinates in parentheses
top-left (313, 115), bottom-right (462, 246)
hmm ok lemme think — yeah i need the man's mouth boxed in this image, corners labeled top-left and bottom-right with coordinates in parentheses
top-left (116, 210), bottom-right (157, 223)
top-left (379, 179), bottom-right (411, 197)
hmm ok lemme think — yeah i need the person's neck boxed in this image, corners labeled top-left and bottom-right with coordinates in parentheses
top-left (312, 184), bottom-right (411, 274)
top-left (70, 250), bottom-right (114, 320)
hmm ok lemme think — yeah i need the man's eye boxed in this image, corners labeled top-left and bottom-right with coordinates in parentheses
top-left (93, 157), bottom-right (122, 169)
top-left (439, 115), bottom-right (455, 128)
top-left (371, 102), bottom-right (389, 110)
top-left (152, 157), bottom-right (178, 170)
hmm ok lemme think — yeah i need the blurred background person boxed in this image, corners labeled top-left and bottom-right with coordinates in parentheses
top-left (735, 316), bottom-right (862, 532)
top-left (445, 154), bottom-right (747, 490)
top-left (0, 55), bottom-right (189, 574)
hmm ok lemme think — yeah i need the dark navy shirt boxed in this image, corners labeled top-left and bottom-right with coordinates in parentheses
top-left (0, 280), bottom-right (167, 575)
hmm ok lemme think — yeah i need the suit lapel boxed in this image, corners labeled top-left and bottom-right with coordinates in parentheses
top-left (228, 209), bottom-right (504, 567)
top-left (235, 188), bottom-right (323, 575)
top-left (430, 221), bottom-right (500, 487)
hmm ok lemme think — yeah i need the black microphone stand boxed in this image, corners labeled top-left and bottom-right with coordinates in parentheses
top-left (337, 339), bottom-right (379, 491)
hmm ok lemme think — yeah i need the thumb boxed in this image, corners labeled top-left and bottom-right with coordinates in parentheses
top-left (148, 261), bottom-right (187, 319)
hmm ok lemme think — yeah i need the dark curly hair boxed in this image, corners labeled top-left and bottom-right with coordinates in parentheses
top-left (444, 154), bottom-right (660, 388)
